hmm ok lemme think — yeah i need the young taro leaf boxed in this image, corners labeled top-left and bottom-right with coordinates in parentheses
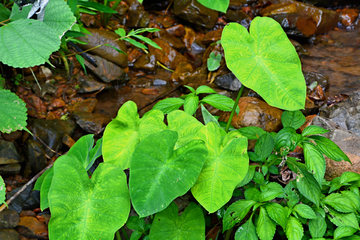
top-left (34, 167), bottom-right (52, 191)
top-left (149, 202), bottom-right (205, 240)
top-left (48, 155), bottom-right (130, 240)
top-left (201, 104), bottom-right (220, 127)
top-left (207, 52), bottom-right (222, 71)
top-left (303, 142), bottom-right (326, 186)
top-left (40, 167), bottom-right (54, 211)
top-left (152, 98), bottom-right (185, 114)
top-left (129, 130), bottom-right (207, 217)
top-left (281, 110), bottom-right (306, 129)
top-left (235, 218), bottom-right (258, 240)
top-left (197, 0), bottom-right (229, 13)
top-left (223, 199), bottom-right (256, 231)
top-left (191, 122), bottom-right (249, 213)
top-left (0, 89), bottom-right (30, 134)
top-left (222, 17), bottom-right (306, 111)
top-left (286, 216), bottom-right (304, 240)
top-left (286, 158), bottom-right (321, 206)
top-left (102, 101), bottom-right (166, 169)
top-left (308, 135), bottom-right (351, 163)
top-left (256, 207), bottom-right (276, 240)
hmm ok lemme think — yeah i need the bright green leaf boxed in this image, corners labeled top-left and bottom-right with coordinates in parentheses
top-left (302, 125), bottom-right (329, 136)
top-left (334, 226), bottom-right (358, 240)
top-left (115, 28), bottom-right (126, 37)
top-left (197, 0), bottom-right (229, 13)
top-left (238, 126), bottom-right (266, 140)
top-left (40, 168), bottom-right (54, 211)
top-left (153, 98), bottom-right (185, 114)
top-left (256, 207), bottom-right (276, 240)
top-left (130, 130), bottom-right (207, 217)
top-left (237, 165), bottom-right (256, 188)
top-left (293, 204), bottom-right (318, 219)
top-left (328, 208), bottom-right (359, 229)
top-left (207, 52), bottom-right (222, 71)
top-left (286, 216), bottom-right (304, 240)
top-left (324, 193), bottom-right (358, 213)
top-left (196, 85), bottom-right (218, 95)
top-left (222, 17), bottom-right (306, 110)
top-left (223, 200), bottom-right (256, 231)
top-left (201, 104), bottom-right (220, 127)
top-left (235, 218), bottom-right (258, 240)
top-left (264, 202), bottom-right (287, 229)
top-left (132, 34), bottom-right (162, 49)
top-left (184, 95), bottom-right (199, 115)
top-left (124, 37), bottom-right (147, 49)
top-left (0, 175), bottom-right (6, 206)
top-left (309, 135), bottom-right (351, 163)
top-left (281, 110), bottom-right (305, 129)
top-left (200, 94), bottom-right (240, 114)
top-left (303, 142), bottom-right (326, 186)
top-left (259, 182), bottom-right (284, 202)
top-left (149, 202), bottom-right (205, 240)
top-left (309, 217), bottom-right (326, 239)
top-left (340, 172), bottom-right (360, 185)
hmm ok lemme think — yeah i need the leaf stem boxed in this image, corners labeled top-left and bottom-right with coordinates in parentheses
top-left (225, 84), bottom-right (244, 132)
top-left (224, 227), bottom-right (233, 240)
top-left (115, 230), bottom-right (121, 240)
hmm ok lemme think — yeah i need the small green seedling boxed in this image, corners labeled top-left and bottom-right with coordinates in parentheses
top-left (207, 52), bottom-right (222, 71)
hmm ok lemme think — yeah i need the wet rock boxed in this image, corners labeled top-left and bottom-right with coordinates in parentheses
top-left (26, 140), bottom-right (46, 175)
top-left (179, 65), bottom-right (208, 87)
top-left (29, 119), bottom-right (76, 158)
top-left (128, 48), bottom-right (142, 63)
top-left (302, 96), bottom-right (318, 116)
top-left (153, 79), bottom-right (167, 86)
top-left (226, 8), bottom-right (251, 28)
top-left (338, 8), bottom-right (359, 26)
top-left (303, 70), bottom-right (329, 92)
top-left (76, 28), bottom-right (128, 68)
top-left (0, 229), bottom-right (20, 240)
top-left (22, 190), bottom-right (40, 211)
top-left (0, 140), bottom-right (24, 165)
top-left (170, 62), bottom-right (193, 82)
top-left (7, 185), bottom-right (33, 213)
top-left (72, 111), bottom-right (111, 134)
top-left (0, 164), bottom-right (21, 175)
top-left (0, 209), bottom-right (20, 229)
top-left (319, 90), bottom-right (360, 137)
top-left (166, 24), bottom-right (185, 38)
top-left (1, 131), bottom-right (22, 142)
top-left (202, 29), bottom-right (223, 45)
top-left (19, 211), bottom-right (36, 217)
top-left (173, 0), bottom-right (218, 29)
top-left (219, 97), bottom-right (283, 132)
top-left (262, 0), bottom-right (339, 35)
top-left (62, 133), bottom-right (76, 148)
top-left (68, 98), bottom-right (98, 113)
top-left (116, 1), bottom-right (129, 15)
top-left (50, 98), bottom-right (66, 109)
top-left (22, 94), bottom-right (47, 119)
top-left (133, 53), bottom-right (157, 73)
top-left (38, 66), bottom-right (52, 80)
top-left (77, 75), bottom-right (109, 94)
top-left (149, 38), bottom-right (188, 70)
top-left (17, 216), bottom-right (48, 239)
top-left (183, 27), bottom-right (196, 51)
top-left (153, 29), bottom-right (185, 49)
top-left (84, 54), bottom-right (129, 84)
top-left (310, 116), bottom-right (360, 180)
top-left (125, 0), bottom-right (150, 28)
top-left (214, 72), bottom-right (242, 91)
top-left (39, 82), bottom-right (57, 97)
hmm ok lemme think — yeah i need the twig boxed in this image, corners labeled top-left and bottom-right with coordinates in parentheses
top-left (0, 161), bottom-right (54, 212)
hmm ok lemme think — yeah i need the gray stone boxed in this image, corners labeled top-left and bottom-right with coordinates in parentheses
top-left (26, 140), bottom-right (47, 175)
top-left (214, 72), bottom-right (242, 91)
top-left (0, 140), bottom-right (24, 165)
top-left (0, 210), bottom-right (19, 229)
top-left (319, 91), bottom-right (360, 137)
top-left (7, 185), bottom-right (33, 213)
top-left (0, 164), bottom-right (21, 175)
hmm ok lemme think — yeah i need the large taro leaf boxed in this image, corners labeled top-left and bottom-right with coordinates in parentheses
top-left (0, 89), bottom-right (30, 133)
top-left (130, 130), bottom-right (207, 217)
top-left (102, 101), bottom-right (166, 169)
top-left (197, 0), bottom-right (229, 13)
top-left (222, 17), bottom-right (306, 111)
top-left (191, 122), bottom-right (249, 213)
top-left (149, 202), bottom-right (205, 240)
top-left (48, 155), bottom-right (130, 240)
top-left (167, 110), bottom-right (204, 149)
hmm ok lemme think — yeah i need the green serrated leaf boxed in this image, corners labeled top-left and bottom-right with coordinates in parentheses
top-left (340, 172), bottom-right (360, 185)
top-left (223, 200), bottom-right (256, 231)
top-left (281, 110), bottom-right (305, 129)
top-left (264, 202), bottom-right (287, 229)
top-left (256, 207), bottom-right (276, 240)
top-left (0, 175), bottom-right (6, 206)
top-left (222, 17), bottom-right (306, 111)
top-left (302, 125), bottom-right (329, 136)
top-left (303, 142), bottom-right (326, 186)
top-left (149, 202), bottom-right (205, 240)
top-left (184, 95), bottom-right (199, 116)
top-left (235, 218), bottom-right (258, 240)
top-left (238, 126), bottom-right (266, 140)
top-left (77, 0), bottom-right (117, 13)
top-left (275, 127), bottom-right (302, 155)
top-left (323, 193), bottom-right (358, 213)
top-left (286, 216), bottom-right (304, 240)
top-left (293, 204), bottom-right (318, 219)
top-left (255, 132), bottom-right (274, 159)
top-left (201, 94), bottom-right (240, 114)
top-left (309, 135), bottom-right (351, 163)
top-left (334, 226), bottom-right (358, 240)
top-left (328, 208), bottom-right (359, 229)
top-left (245, 187), bottom-right (261, 202)
top-left (0, 89), bottom-right (29, 133)
top-left (309, 217), bottom-right (326, 238)
top-left (196, 85), bottom-right (217, 95)
top-left (259, 182), bottom-right (284, 202)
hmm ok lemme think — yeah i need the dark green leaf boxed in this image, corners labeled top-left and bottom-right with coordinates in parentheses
top-left (237, 165), bottom-right (256, 188)
top-left (223, 200), bottom-right (256, 231)
top-left (303, 142), bottom-right (326, 186)
top-left (302, 125), bottom-right (329, 136)
top-left (281, 110), bottom-right (305, 129)
top-left (253, 171), bottom-right (264, 185)
top-left (77, 0), bottom-right (117, 13)
top-left (201, 94), bottom-right (239, 114)
top-left (309, 217), bottom-right (326, 239)
top-left (0, 4), bottom-right (10, 22)
top-left (259, 182), bottom-right (284, 202)
top-left (129, 230), bottom-right (142, 240)
top-left (309, 135), bottom-right (351, 163)
top-left (235, 218), bottom-right (258, 240)
top-left (104, 43), bottom-right (127, 55)
top-left (152, 98), bottom-right (184, 114)
top-left (293, 204), bottom-right (317, 219)
top-left (284, 182), bottom-right (299, 208)
top-left (245, 188), bottom-right (260, 202)
top-left (255, 132), bottom-right (274, 158)
top-left (285, 216), bottom-right (304, 240)
top-left (256, 207), bottom-right (276, 240)
top-left (275, 127), bottom-right (302, 155)
top-left (126, 215), bottom-right (146, 231)
top-left (76, 54), bottom-right (87, 75)
top-left (238, 126), bottom-right (266, 140)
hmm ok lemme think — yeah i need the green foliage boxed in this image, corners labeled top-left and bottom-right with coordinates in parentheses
top-left (0, 175), bottom-right (7, 207)
top-left (197, 0), bottom-right (230, 13)
top-left (207, 52), bottom-right (221, 71)
top-left (153, 85), bottom-right (239, 118)
top-left (222, 17), bottom-right (306, 111)
top-left (0, 0), bottom-right (75, 68)
top-left (0, 88), bottom-right (30, 134)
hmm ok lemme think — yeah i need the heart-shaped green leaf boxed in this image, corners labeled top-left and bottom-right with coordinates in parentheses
top-left (197, 0), bottom-right (229, 13)
top-left (149, 202), bottom-right (205, 240)
top-left (191, 122), bottom-right (249, 212)
top-left (103, 101), bottom-right (166, 169)
top-left (222, 17), bottom-right (306, 110)
top-left (130, 130), bottom-right (207, 217)
top-left (48, 155), bottom-right (130, 240)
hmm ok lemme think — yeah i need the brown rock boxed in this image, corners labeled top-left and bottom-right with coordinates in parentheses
top-left (68, 98), bottom-right (97, 113)
top-left (149, 38), bottom-right (188, 70)
top-left (166, 24), bottom-right (185, 38)
top-left (62, 133), bottom-right (76, 148)
top-left (325, 153), bottom-right (360, 181)
top-left (22, 94), bottom-right (47, 119)
top-left (0, 209), bottom-right (20, 229)
top-left (183, 27), bottom-right (196, 51)
top-left (0, 229), bottom-right (20, 240)
top-left (202, 29), bottom-right (223, 45)
top-left (17, 216), bottom-right (48, 239)
top-left (141, 88), bottom-right (159, 95)
top-left (170, 62), bottom-right (194, 82)
top-left (50, 98), bottom-right (66, 108)
top-left (72, 111), bottom-right (111, 134)
top-left (339, 8), bottom-right (359, 26)
top-left (153, 29), bottom-right (185, 49)
top-left (219, 97), bottom-right (283, 132)
top-left (76, 28), bottom-right (128, 68)
top-left (133, 53), bottom-right (157, 73)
